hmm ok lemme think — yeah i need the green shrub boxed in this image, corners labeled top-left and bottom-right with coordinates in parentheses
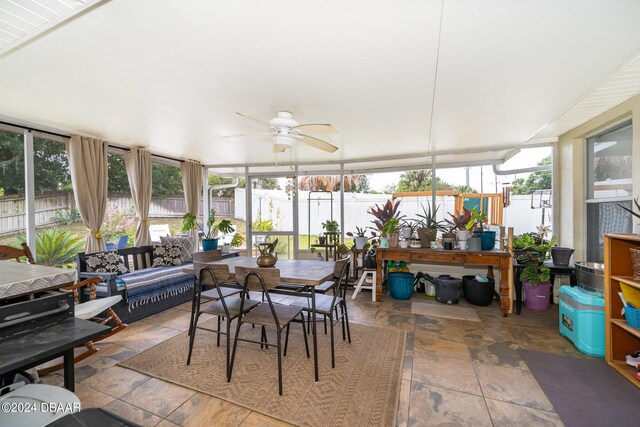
top-left (18, 229), bottom-right (85, 268)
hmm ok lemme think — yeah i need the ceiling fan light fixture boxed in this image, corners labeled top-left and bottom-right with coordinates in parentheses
top-left (274, 133), bottom-right (296, 149)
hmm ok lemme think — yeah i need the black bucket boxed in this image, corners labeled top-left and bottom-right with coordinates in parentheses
top-left (551, 247), bottom-right (574, 267)
top-left (434, 275), bottom-right (462, 305)
top-left (462, 275), bottom-right (495, 306)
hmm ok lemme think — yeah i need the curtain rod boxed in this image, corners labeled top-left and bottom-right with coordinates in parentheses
top-left (0, 120), bottom-right (70, 139)
top-left (107, 144), bottom-right (183, 163)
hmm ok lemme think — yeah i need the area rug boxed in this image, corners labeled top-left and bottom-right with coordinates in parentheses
top-left (411, 301), bottom-right (480, 322)
top-left (520, 349), bottom-right (640, 427)
top-left (120, 319), bottom-right (405, 427)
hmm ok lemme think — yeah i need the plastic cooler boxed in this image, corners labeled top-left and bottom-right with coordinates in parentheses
top-left (558, 285), bottom-right (605, 358)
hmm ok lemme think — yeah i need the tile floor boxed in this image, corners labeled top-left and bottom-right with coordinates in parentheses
top-left (40, 289), bottom-right (584, 426)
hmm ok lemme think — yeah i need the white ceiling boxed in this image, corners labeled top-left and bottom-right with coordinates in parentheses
top-left (1, 0), bottom-right (640, 169)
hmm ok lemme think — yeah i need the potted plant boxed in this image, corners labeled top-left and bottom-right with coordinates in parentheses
top-left (346, 226), bottom-right (369, 250)
top-left (321, 219), bottom-right (340, 246)
top-left (466, 208), bottom-right (495, 250)
top-left (448, 208), bottom-right (473, 244)
top-left (201, 210), bottom-right (235, 251)
top-left (382, 217), bottom-right (401, 247)
top-left (256, 238), bottom-right (278, 267)
top-left (401, 220), bottom-right (416, 240)
top-left (367, 199), bottom-right (405, 248)
top-left (181, 212), bottom-right (200, 251)
top-left (512, 228), bottom-right (557, 310)
top-left (414, 203), bottom-right (444, 248)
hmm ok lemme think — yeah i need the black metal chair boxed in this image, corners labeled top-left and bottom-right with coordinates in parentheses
top-left (229, 267), bottom-right (310, 395)
top-left (187, 266), bottom-right (260, 379)
top-left (287, 258), bottom-right (352, 368)
top-left (188, 252), bottom-right (247, 336)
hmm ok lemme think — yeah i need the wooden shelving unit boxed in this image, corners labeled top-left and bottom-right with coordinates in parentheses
top-left (604, 233), bottom-right (640, 389)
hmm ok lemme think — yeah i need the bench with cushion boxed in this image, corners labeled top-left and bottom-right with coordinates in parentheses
top-left (77, 243), bottom-right (205, 323)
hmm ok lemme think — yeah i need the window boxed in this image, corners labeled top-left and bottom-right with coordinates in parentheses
top-left (0, 128), bottom-right (25, 248)
top-left (586, 121), bottom-right (633, 262)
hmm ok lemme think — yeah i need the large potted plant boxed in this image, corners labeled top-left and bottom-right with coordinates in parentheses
top-left (512, 228), bottom-right (556, 310)
top-left (367, 199), bottom-right (405, 247)
top-left (201, 210), bottom-right (235, 251)
top-left (414, 203), bottom-right (444, 248)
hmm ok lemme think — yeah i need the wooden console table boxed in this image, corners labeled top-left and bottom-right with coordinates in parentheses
top-left (376, 248), bottom-right (513, 317)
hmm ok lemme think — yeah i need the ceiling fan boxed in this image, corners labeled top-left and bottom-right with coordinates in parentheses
top-left (223, 111), bottom-right (338, 153)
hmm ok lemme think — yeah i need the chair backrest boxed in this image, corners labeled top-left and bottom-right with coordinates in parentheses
top-left (196, 266), bottom-right (234, 315)
top-left (235, 266), bottom-right (282, 328)
top-left (235, 266), bottom-right (280, 292)
top-left (332, 258), bottom-right (351, 302)
top-left (0, 243), bottom-right (35, 263)
top-left (194, 262), bottom-right (231, 287)
top-left (191, 250), bottom-right (222, 264)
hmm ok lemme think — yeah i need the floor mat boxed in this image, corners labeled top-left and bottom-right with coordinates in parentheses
top-left (411, 301), bottom-right (481, 322)
top-left (520, 349), bottom-right (640, 427)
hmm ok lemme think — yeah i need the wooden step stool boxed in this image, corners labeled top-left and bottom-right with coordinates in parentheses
top-left (352, 268), bottom-right (376, 301)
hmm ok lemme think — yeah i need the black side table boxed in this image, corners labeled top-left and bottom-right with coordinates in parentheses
top-left (513, 260), bottom-right (577, 315)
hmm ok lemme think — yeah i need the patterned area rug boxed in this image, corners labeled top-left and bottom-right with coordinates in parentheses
top-left (411, 301), bottom-right (481, 322)
top-left (120, 319), bottom-right (405, 426)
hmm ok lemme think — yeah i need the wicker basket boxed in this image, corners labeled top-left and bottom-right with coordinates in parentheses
top-left (626, 305), bottom-right (640, 329)
top-left (630, 247), bottom-right (640, 281)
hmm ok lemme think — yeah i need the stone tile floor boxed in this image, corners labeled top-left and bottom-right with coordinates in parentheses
top-left (40, 290), bottom-right (583, 426)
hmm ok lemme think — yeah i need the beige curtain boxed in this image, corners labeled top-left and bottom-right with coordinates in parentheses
top-left (181, 160), bottom-right (202, 250)
top-left (125, 147), bottom-right (152, 247)
top-left (67, 135), bottom-right (108, 253)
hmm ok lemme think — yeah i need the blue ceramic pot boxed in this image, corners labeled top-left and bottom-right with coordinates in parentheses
top-left (475, 231), bottom-right (496, 251)
top-left (202, 238), bottom-right (219, 251)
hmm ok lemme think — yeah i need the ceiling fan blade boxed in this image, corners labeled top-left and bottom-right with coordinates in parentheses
top-left (236, 112), bottom-right (270, 126)
top-left (292, 123), bottom-right (336, 134)
top-left (220, 131), bottom-right (275, 139)
top-left (299, 134), bottom-right (338, 153)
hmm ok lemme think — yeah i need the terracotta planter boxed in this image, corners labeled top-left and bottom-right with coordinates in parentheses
top-left (389, 233), bottom-right (400, 248)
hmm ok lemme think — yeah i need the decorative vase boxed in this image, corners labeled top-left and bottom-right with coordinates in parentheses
top-left (257, 254), bottom-right (277, 267)
top-left (379, 237), bottom-right (389, 248)
top-left (551, 247), bottom-right (574, 266)
top-left (523, 280), bottom-right (551, 310)
top-left (202, 238), bottom-right (219, 251)
top-left (354, 236), bottom-right (368, 250)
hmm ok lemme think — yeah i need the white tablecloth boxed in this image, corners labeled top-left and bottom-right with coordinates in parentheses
top-left (0, 261), bottom-right (77, 299)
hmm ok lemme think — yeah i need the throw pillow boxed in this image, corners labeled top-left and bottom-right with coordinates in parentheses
top-left (153, 242), bottom-right (183, 267)
top-left (160, 236), bottom-right (194, 263)
top-left (85, 250), bottom-right (129, 275)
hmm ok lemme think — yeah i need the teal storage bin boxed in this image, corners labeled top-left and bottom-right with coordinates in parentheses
top-left (558, 285), bottom-right (605, 358)
top-left (387, 272), bottom-right (415, 300)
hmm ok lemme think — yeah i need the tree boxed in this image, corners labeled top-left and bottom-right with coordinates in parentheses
top-left (511, 156), bottom-right (552, 195)
top-left (298, 175), bottom-right (366, 192)
top-left (0, 132), bottom-right (72, 196)
top-left (107, 154), bottom-right (131, 196)
top-left (152, 163), bottom-right (184, 197)
top-left (395, 170), bottom-right (470, 193)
